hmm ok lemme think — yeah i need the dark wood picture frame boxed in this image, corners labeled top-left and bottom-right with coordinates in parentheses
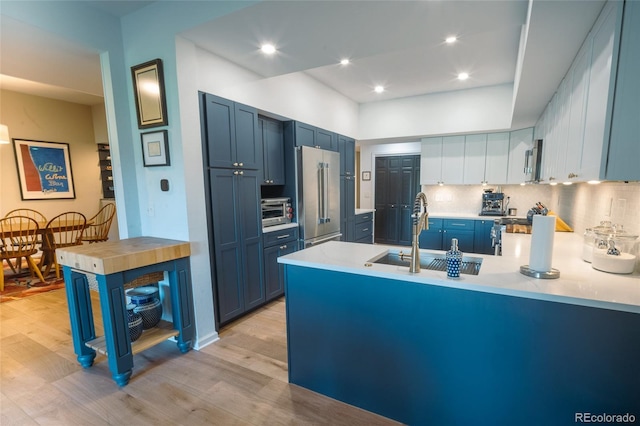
top-left (131, 58), bottom-right (168, 129)
top-left (141, 130), bottom-right (170, 167)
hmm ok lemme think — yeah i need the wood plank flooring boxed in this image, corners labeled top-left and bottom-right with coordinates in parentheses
top-left (0, 289), bottom-right (401, 425)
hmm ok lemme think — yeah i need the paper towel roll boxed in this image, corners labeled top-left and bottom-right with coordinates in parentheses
top-left (529, 215), bottom-right (556, 272)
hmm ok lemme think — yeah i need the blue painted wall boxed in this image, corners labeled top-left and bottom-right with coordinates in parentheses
top-left (285, 265), bottom-right (640, 425)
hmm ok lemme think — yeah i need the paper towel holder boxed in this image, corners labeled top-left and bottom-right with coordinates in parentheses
top-left (520, 265), bottom-right (560, 279)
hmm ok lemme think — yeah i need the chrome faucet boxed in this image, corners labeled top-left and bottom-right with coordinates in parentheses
top-left (409, 192), bottom-right (429, 273)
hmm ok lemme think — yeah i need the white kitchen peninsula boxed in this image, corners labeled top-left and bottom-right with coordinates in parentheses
top-left (279, 236), bottom-right (639, 425)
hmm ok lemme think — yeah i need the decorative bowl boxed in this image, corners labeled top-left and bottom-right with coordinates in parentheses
top-left (127, 304), bottom-right (143, 342)
top-left (127, 286), bottom-right (159, 306)
top-left (133, 297), bottom-right (162, 329)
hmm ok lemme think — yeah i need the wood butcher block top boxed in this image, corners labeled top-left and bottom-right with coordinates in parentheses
top-left (56, 237), bottom-right (191, 275)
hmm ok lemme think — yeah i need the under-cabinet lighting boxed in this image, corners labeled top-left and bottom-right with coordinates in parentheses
top-left (458, 72), bottom-right (469, 81)
top-left (587, 180), bottom-right (601, 185)
top-left (261, 44), bottom-right (276, 55)
top-left (549, 182), bottom-right (558, 186)
top-left (562, 181), bottom-right (573, 185)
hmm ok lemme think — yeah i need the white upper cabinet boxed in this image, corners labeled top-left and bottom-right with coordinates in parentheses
top-left (420, 136), bottom-right (464, 185)
top-left (442, 136), bottom-right (465, 185)
top-left (507, 128), bottom-right (534, 184)
top-left (420, 137), bottom-right (443, 185)
top-left (463, 134), bottom-right (487, 184)
top-left (485, 132), bottom-right (510, 184)
top-left (582, 1), bottom-right (617, 181)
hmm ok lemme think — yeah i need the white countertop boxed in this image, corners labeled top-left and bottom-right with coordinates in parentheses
top-left (279, 233), bottom-right (640, 313)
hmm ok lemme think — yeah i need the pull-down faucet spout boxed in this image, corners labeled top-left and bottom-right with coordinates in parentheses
top-left (410, 192), bottom-right (429, 273)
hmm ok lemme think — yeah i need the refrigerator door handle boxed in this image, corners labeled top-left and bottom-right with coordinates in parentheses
top-left (319, 162), bottom-right (330, 224)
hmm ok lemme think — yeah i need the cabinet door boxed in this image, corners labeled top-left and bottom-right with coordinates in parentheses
top-left (419, 218), bottom-right (444, 250)
top-left (261, 118), bottom-right (285, 185)
top-left (606, 0), bottom-right (639, 181)
top-left (485, 133), bottom-right (510, 184)
top-left (554, 77), bottom-right (572, 181)
top-left (203, 94), bottom-right (236, 169)
top-left (565, 40), bottom-right (591, 182)
top-left (442, 136), bottom-right (465, 185)
top-left (583, 1), bottom-right (617, 180)
top-left (443, 230), bottom-right (474, 253)
top-left (264, 242), bottom-right (296, 302)
top-left (294, 122), bottom-right (316, 147)
top-left (317, 128), bottom-right (337, 151)
top-left (398, 161), bottom-right (417, 246)
top-left (507, 128), bottom-right (534, 184)
top-left (463, 134), bottom-right (487, 185)
top-left (339, 135), bottom-right (356, 177)
top-left (209, 169), bottom-right (243, 324)
top-left (340, 176), bottom-right (356, 241)
top-left (237, 170), bottom-right (265, 311)
top-left (474, 219), bottom-right (495, 255)
top-left (420, 137), bottom-right (442, 185)
top-left (234, 103), bottom-right (261, 170)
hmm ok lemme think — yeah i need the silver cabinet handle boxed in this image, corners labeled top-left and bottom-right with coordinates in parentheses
top-left (233, 170), bottom-right (239, 175)
top-left (279, 245), bottom-right (287, 250)
top-left (362, 228), bottom-right (369, 232)
top-left (233, 162), bottom-right (239, 167)
top-left (277, 234), bottom-right (290, 239)
top-left (239, 162), bottom-right (244, 167)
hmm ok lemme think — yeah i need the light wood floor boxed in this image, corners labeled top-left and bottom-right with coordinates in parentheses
top-left (0, 289), bottom-right (400, 425)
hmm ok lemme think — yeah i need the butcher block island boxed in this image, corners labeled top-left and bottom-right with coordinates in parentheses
top-left (278, 237), bottom-right (640, 425)
top-left (57, 237), bottom-right (195, 386)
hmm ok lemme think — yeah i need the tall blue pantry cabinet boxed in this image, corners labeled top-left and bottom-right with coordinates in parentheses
top-left (200, 93), bottom-right (265, 327)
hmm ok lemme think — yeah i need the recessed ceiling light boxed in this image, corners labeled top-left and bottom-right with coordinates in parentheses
top-left (374, 85), bottom-right (385, 93)
top-left (445, 36), bottom-right (457, 44)
top-left (458, 72), bottom-right (469, 81)
top-left (261, 44), bottom-right (276, 55)
top-left (340, 58), bottom-right (350, 65)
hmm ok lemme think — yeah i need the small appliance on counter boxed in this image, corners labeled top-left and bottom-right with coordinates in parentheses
top-left (261, 197), bottom-right (293, 227)
top-left (480, 189), bottom-right (505, 216)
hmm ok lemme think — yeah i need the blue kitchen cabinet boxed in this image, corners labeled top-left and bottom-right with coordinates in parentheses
top-left (263, 227), bottom-right (298, 301)
top-left (474, 219), bottom-right (496, 255)
top-left (290, 121), bottom-right (338, 151)
top-left (208, 168), bottom-right (264, 326)
top-left (354, 212), bottom-right (374, 244)
top-left (339, 135), bottom-right (355, 177)
top-left (339, 135), bottom-right (356, 241)
top-left (419, 218), bottom-right (443, 250)
top-left (201, 93), bottom-right (261, 170)
top-left (259, 117), bottom-right (285, 185)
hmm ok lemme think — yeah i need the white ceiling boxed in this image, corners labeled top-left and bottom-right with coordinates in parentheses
top-left (0, 0), bottom-right (606, 133)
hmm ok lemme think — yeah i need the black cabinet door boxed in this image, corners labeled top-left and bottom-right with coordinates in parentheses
top-left (209, 168), bottom-right (243, 324)
top-left (340, 175), bottom-right (356, 241)
top-left (260, 118), bottom-right (285, 185)
top-left (294, 122), bottom-right (316, 147)
top-left (209, 168), bottom-right (264, 325)
top-left (203, 94), bottom-right (235, 169)
top-left (317, 128), bottom-right (337, 151)
top-left (234, 102), bottom-right (261, 170)
top-left (339, 135), bottom-right (355, 176)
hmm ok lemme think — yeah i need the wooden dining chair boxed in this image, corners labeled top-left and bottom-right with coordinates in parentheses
top-left (0, 216), bottom-right (46, 291)
top-left (41, 212), bottom-right (86, 279)
top-left (81, 203), bottom-right (116, 243)
top-left (4, 208), bottom-right (48, 273)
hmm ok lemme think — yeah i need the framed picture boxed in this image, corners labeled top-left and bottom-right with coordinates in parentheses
top-left (12, 139), bottom-right (76, 200)
top-left (141, 130), bottom-right (170, 167)
top-left (131, 58), bottom-right (168, 129)
top-left (362, 171), bottom-right (371, 181)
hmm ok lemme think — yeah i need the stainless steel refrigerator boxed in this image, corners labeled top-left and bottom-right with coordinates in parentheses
top-left (296, 146), bottom-right (341, 247)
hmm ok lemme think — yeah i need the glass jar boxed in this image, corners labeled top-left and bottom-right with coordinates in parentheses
top-left (582, 221), bottom-right (613, 262)
top-left (591, 230), bottom-right (638, 274)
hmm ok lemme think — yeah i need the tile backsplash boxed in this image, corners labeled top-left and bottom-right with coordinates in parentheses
top-left (423, 181), bottom-right (639, 235)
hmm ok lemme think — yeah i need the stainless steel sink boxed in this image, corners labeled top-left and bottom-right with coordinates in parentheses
top-left (368, 249), bottom-right (483, 275)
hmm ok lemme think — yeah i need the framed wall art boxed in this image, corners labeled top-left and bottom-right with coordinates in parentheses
top-left (362, 171), bottom-right (371, 181)
top-left (12, 139), bottom-right (76, 200)
top-left (141, 130), bottom-right (170, 167)
top-left (131, 58), bottom-right (168, 129)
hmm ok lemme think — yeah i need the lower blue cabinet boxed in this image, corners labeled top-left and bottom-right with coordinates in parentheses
top-left (263, 227), bottom-right (298, 301)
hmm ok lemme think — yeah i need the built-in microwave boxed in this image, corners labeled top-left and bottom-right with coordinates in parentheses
top-left (261, 197), bottom-right (293, 227)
